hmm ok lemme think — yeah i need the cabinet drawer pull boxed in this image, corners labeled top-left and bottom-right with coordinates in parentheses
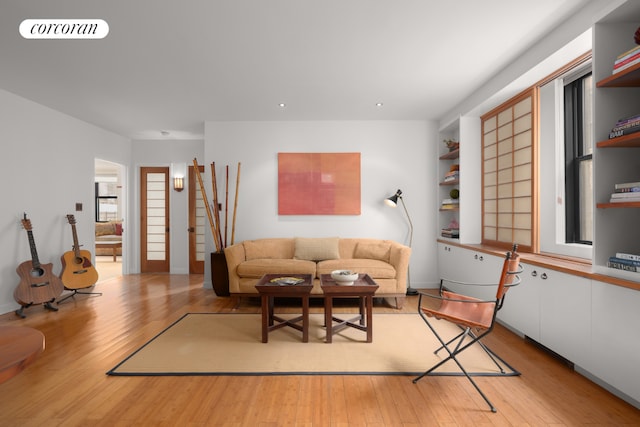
top-left (541, 273), bottom-right (548, 280)
top-left (531, 270), bottom-right (538, 277)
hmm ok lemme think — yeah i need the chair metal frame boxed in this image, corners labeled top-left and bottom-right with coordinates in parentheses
top-left (412, 246), bottom-right (522, 413)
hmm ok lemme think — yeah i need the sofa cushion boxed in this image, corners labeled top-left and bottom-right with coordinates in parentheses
top-left (317, 259), bottom-right (396, 279)
top-left (293, 237), bottom-right (340, 261)
top-left (354, 242), bottom-right (391, 262)
top-left (95, 222), bottom-right (116, 236)
top-left (244, 239), bottom-right (294, 260)
top-left (237, 259), bottom-right (316, 278)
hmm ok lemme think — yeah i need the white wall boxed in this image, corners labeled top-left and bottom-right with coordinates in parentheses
top-left (0, 89), bottom-right (131, 315)
top-left (131, 139), bottom-right (205, 274)
top-left (204, 120), bottom-right (440, 290)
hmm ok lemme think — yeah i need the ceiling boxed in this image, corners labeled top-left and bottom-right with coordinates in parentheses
top-left (0, 0), bottom-right (594, 140)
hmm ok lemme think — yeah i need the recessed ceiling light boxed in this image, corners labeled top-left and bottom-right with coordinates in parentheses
top-left (376, 102), bottom-right (383, 107)
top-left (278, 103), bottom-right (286, 108)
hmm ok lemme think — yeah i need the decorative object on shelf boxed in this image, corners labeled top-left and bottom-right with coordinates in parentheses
top-left (384, 189), bottom-right (417, 296)
top-left (635, 26), bottom-right (640, 45)
top-left (449, 188), bottom-right (459, 199)
top-left (443, 139), bottom-right (459, 152)
top-left (330, 270), bottom-right (359, 285)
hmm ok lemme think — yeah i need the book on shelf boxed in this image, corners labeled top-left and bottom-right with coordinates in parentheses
top-left (614, 186), bottom-right (640, 193)
top-left (609, 193), bottom-right (640, 203)
top-left (614, 181), bottom-right (640, 190)
top-left (440, 204), bottom-right (459, 210)
top-left (616, 252), bottom-right (640, 262)
top-left (440, 228), bottom-right (459, 238)
top-left (610, 192), bottom-right (640, 199)
top-left (609, 256), bottom-right (640, 267)
top-left (614, 51), bottom-right (640, 70)
top-left (441, 198), bottom-right (459, 205)
top-left (612, 56), bottom-right (640, 74)
top-left (607, 259), bottom-right (640, 273)
top-left (615, 44), bottom-right (640, 61)
top-left (612, 112), bottom-right (640, 126)
top-left (609, 123), bottom-right (640, 139)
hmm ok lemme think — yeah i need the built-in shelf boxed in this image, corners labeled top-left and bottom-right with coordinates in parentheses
top-left (439, 149), bottom-right (459, 160)
top-left (596, 132), bottom-right (640, 148)
top-left (596, 202), bottom-right (640, 209)
top-left (439, 179), bottom-right (459, 186)
top-left (596, 61), bottom-right (640, 88)
top-left (439, 207), bottom-right (459, 212)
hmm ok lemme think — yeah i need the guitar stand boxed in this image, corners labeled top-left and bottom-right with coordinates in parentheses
top-left (57, 287), bottom-right (102, 304)
top-left (15, 299), bottom-right (58, 318)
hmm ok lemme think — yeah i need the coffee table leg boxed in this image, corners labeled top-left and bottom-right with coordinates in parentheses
top-left (261, 295), bottom-right (269, 343)
top-left (366, 295), bottom-right (373, 343)
top-left (324, 296), bottom-right (333, 343)
top-left (302, 296), bottom-right (309, 343)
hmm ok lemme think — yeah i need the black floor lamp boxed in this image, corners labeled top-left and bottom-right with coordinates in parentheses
top-left (385, 189), bottom-right (418, 296)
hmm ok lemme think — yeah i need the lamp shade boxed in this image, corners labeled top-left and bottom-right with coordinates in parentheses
top-left (385, 189), bottom-right (402, 207)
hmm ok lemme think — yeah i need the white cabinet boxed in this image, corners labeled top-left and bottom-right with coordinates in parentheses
top-left (536, 267), bottom-right (591, 367)
top-left (587, 280), bottom-right (640, 404)
top-left (496, 261), bottom-right (541, 341)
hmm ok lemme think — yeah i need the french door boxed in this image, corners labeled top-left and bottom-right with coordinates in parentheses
top-left (140, 167), bottom-right (170, 273)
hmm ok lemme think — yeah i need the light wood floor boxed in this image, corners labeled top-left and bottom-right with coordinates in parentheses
top-left (0, 274), bottom-right (638, 426)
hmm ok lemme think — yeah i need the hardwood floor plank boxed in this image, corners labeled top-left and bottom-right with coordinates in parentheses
top-left (0, 273), bottom-right (638, 426)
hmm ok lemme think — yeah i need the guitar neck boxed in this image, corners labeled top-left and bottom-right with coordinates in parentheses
top-left (27, 230), bottom-right (41, 269)
top-left (71, 224), bottom-right (82, 257)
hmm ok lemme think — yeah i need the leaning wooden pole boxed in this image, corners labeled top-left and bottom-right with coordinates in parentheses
top-left (224, 165), bottom-right (229, 248)
top-left (231, 162), bottom-right (241, 245)
top-left (210, 162), bottom-right (224, 250)
top-left (193, 158), bottom-right (221, 252)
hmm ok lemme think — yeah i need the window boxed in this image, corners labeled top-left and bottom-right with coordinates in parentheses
top-left (481, 89), bottom-right (536, 252)
top-left (563, 71), bottom-right (593, 245)
top-left (95, 179), bottom-right (119, 222)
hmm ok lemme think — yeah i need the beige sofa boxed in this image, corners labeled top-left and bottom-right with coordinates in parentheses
top-left (224, 237), bottom-right (411, 308)
top-left (95, 220), bottom-right (123, 256)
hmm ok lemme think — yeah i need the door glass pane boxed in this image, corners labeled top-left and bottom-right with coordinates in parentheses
top-left (146, 172), bottom-right (166, 261)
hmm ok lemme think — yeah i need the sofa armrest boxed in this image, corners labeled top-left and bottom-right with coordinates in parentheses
top-left (224, 243), bottom-right (246, 293)
top-left (389, 243), bottom-right (412, 292)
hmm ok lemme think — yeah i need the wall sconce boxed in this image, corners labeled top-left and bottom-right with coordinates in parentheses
top-left (173, 176), bottom-right (184, 192)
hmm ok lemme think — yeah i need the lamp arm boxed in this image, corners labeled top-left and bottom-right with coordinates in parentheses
top-left (399, 197), bottom-right (413, 248)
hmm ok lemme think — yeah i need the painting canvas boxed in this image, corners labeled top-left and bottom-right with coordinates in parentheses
top-left (278, 153), bottom-right (361, 215)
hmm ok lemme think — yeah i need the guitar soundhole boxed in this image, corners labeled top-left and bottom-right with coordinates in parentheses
top-left (74, 256), bottom-right (84, 265)
top-left (30, 267), bottom-right (45, 278)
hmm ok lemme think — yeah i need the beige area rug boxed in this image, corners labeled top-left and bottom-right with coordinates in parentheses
top-left (107, 313), bottom-right (519, 376)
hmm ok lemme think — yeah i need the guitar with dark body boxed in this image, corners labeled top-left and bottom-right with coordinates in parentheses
top-left (60, 214), bottom-right (99, 289)
top-left (14, 214), bottom-right (64, 318)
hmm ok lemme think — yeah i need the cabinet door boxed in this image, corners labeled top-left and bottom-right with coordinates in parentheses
top-left (437, 243), bottom-right (503, 300)
top-left (497, 262), bottom-right (540, 340)
top-left (588, 281), bottom-right (640, 404)
top-left (538, 268), bottom-right (591, 367)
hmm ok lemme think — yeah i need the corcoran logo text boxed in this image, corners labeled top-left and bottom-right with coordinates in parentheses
top-left (20, 19), bottom-right (109, 39)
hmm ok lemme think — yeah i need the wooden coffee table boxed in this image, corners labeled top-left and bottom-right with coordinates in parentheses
top-left (0, 326), bottom-right (45, 384)
top-left (96, 241), bottom-right (122, 262)
top-left (255, 274), bottom-right (313, 343)
top-left (320, 273), bottom-right (379, 343)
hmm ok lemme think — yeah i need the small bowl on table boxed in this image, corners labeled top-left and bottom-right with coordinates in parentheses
top-left (331, 270), bottom-right (359, 286)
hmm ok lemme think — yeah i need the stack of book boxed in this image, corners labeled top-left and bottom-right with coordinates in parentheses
top-left (609, 181), bottom-right (640, 203)
top-left (612, 45), bottom-right (640, 74)
top-left (440, 198), bottom-right (459, 210)
top-left (609, 113), bottom-right (640, 139)
top-left (607, 252), bottom-right (640, 273)
top-left (440, 227), bottom-right (459, 239)
top-left (443, 169), bottom-right (459, 182)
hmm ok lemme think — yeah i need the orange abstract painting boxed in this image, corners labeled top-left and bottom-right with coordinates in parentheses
top-left (278, 153), bottom-right (361, 215)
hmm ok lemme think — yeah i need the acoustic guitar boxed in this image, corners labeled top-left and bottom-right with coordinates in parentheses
top-left (60, 214), bottom-right (99, 290)
top-left (14, 214), bottom-right (64, 317)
